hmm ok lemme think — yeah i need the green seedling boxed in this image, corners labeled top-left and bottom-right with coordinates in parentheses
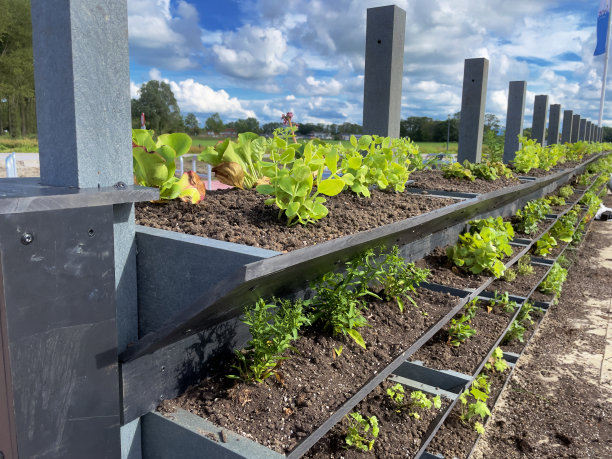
top-left (517, 255), bottom-right (534, 276)
top-left (448, 314), bottom-right (476, 347)
top-left (344, 412), bottom-right (379, 452)
top-left (485, 347), bottom-right (509, 373)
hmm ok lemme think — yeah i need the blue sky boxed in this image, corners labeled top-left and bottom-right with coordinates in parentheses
top-left (128, 0), bottom-right (610, 128)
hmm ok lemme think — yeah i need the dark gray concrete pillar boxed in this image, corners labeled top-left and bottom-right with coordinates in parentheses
top-left (531, 95), bottom-right (549, 145)
top-left (586, 121), bottom-right (592, 142)
top-left (503, 81), bottom-right (527, 164)
top-left (547, 104), bottom-right (561, 145)
top-left (561, 110), bottom-right (573, 144)
top-left (457, 58), bottom-right (489, 163)
top-left (31, 1), bottom-right (138, 457)
top-left (579, 119), bottom-right (587, 141)
top-left (362, 5), bottom-right (406, 138)
top-left (571, 114), bottom-right (581, 143)
top-left (590, 123), bottom-right (595, 142)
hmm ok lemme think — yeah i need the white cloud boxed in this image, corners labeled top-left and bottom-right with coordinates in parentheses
top-left (296, 76), bottom-right (343, 96)
top-left (211, 25), bottom-right (288, 79)
top-left (130, 81), bottom-right (141, 99)
top-left (149, 68), bottom-right (162, 81)
top-left (168, 78), bottom-right (256, 119)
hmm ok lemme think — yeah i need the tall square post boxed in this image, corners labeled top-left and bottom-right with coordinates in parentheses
top-left (503, 81), bottom-right (527, 164)
top-left (457, 58), bottom-right (489, 163)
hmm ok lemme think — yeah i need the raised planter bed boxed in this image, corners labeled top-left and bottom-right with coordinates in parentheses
top-left (118, 154), bottom-right (607, 458)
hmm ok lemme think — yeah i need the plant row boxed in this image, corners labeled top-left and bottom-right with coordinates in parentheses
top-left (131, 126), bottom-right (611, 227)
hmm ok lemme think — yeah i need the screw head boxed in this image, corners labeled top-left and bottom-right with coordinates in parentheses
top-left (88, 228), bottom-right (95, 238)
top-left (21, 233), bottom-right (33, 245)
top-left (113, 181), bottom-right (126, 190)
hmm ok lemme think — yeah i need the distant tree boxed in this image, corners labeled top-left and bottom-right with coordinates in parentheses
top-left (0, 0), bottom-right (37, 137)
top-left (603, 126), bottom-right (612, 142)
top-left (297, 123), bottom-right (316, 136)
top-left (204, 112), bottom-right (224, 134)
top-left (522, 127), bottom-right (532, 139)
top-left (234, 117), bottom-right (260, 134)
top-left (338, 122), bottom-right (362, 135)
top-left (131, 80), bottom-right (183, 134)
top-left (183, 113), bottom-right (200, 136)
top-left (262, 121), bottom-right (282, 135)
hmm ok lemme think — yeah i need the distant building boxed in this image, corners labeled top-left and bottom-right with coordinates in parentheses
top-left (220, 128), bottom-right (237, 138)
top-left (341, 134), bottom-right (362, 141)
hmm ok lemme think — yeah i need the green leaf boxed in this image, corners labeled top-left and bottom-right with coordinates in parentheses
top-left (157, 132), bottom-right (192, 157)
top-left (357, 135), bottom-right (372, 149)
top-left (317, 178), bottom-right (345, 196)
top-left (286, 201), bottom-right (300, 218)
top-left (256, 184), bottom-right (275, 195)
top-left (347, 329), bottom-right (366, 348)
top-left (350, 135), bottom-right (358, 147)
top-left (347, 155), bottom-right (362, 169)
top-left (325, 149), bottom-right (339, 174)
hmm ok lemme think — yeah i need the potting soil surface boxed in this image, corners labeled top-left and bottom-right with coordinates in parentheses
top-left (136, 188), bottom-right (455, 252)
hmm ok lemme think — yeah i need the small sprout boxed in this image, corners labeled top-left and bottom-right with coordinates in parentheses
top-left (485, 347), bottom-right (509, 373)
top-left (474, 421), bottom-right (486, 434)
top-left (345, 412), bottom-right (379, 452)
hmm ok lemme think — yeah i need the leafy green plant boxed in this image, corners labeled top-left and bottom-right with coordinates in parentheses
top-left (517, 255), bottom-right (534, 276)
top-left (256, 141), bottom-right (345, 226)
top-left (408, 391), bottom-right (441, 419)
top-left (132, 129), bottom-right (205, 203)
top-left (546, 195), bottom-right (566, 207)
top-left (558, 185), bottom-right (574, 199)
top-left (442, 162), bottom-right (474, 181)
top-left (345, 412), bottom-right (379, 452)
top-left (376, 246), bottom-right (430, 312)
top-left (503, 319), bottom-right (526, 343)
top-left (485, 347), bottom-right (509, 373)
top-left (515, 198), bottom-right (551, 235)
top-left (386, 384), bottom-right (441, 418)
top-left (229, 298), bottom-right (310, 383)
top-left (577, 172), bottom-right (594, 187)
top-left (534, 232), bottom-right (557, 256)
top-left (470, 161), bottom-right (515, 180)
top-left (448, 314), bottom-right (476, 346)
top-left (512, 136), bottom-right (541, 173)
top-left (516, 301), bottom-right (535, 325)
top-left (501, 267), bottom-right (517, 282)
top-left (458, 374), bottom-right (492, 432)
top-left (538, 262), bottom-right (567, 296)
top-left (311, 250), bottom-right (383, 348)
top-left (464, 298), bottom-right (479, 320)
top-left (199, 132), bottom-right (266, 189)
top-left (490, 291), bottom-right (518, 313)
top-left (550, 209), bottom-right (578, 243)
top-left (580, 190), bottom-right (602, 218)
top-left (447, 217), bottom-right (514, 278)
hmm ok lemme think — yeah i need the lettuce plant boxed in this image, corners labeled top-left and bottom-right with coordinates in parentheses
top-left (447, 217), bottom-right (514, 278)
top-left (512, 136), bottom-right (541, 173)
top-left (538, 262), bottom-right (567, 296)
top-left (132, 129), bottom-right (205, 203)
top-left (515, 198), bottom-right (551, 234)
top-left (534, 232), bottom-right (557, 256)
top-left (198, 132), bottom-right (266, 189)
top-left (257, 141), bottom-right (345, 226)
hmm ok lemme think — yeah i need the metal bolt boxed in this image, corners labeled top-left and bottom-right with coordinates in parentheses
top-left (88, 228), bottom-right (95, 238)
top-left (113, 181), bottom-right (126, 190)
top-left (159, 394), bottom-right (165, 401)
top-left (21, 233), bottom-right (33, 245)
top-left (160, 366), bottom-right (166, 373)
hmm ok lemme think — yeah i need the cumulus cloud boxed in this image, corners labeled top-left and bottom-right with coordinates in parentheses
top-left (168, 78), bottom-right (256, 119)
top-left (211, 25), bottom-right (288, 79)
top-left (128, 0), bottom-right (203, 70)
top-left (296, 76), bottom-right (343, 96)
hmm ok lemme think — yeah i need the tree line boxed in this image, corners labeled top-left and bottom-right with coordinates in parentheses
top-left (0, 0), bottom-right (37, 137)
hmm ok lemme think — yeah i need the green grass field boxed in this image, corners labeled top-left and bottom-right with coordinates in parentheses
top-left (0, 136), bottom-right (40, 153)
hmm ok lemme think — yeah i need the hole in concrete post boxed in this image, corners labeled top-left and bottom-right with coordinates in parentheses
top-left (88, 228), bottom-right (95, 238)
top-left (377, 39), bottom-right (381, 44)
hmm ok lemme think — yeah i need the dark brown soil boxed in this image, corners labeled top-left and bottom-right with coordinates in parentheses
top-left (305, 380), bottom-right (450, 458)
top-left (501, 309), bottom-right (544, 354)
top-left (407, 170), bottom-right (521, 194)
top-left (135, 189), bottom-right (455, 252)
top-left (472, 211), bottom-right (612, 459)
top-left (488, 263), bottom-right (549, 298)
top-left (410, 300), bottom-right (515, 376)
top-left (159, 288), bottom-right (459, 454)
top-left (416, 246), bottom-right (489, 289)
top-left (508, 217), bottom-right (553, 240)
